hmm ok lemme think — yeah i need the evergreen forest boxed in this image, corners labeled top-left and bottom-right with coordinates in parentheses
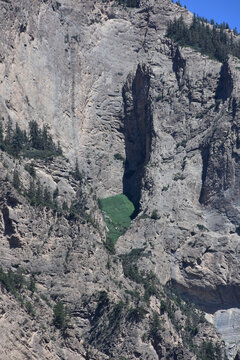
top-left (0, 120), bottom-right (62, 159)
top-left (166, 15), bottom-right (240, 62)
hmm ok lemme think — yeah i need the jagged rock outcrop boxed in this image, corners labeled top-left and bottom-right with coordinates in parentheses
top-left (1, 0), bottom-right (240, 358)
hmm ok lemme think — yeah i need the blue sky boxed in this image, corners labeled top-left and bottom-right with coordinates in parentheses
top-left (174, 0), bottom-right (240, 31)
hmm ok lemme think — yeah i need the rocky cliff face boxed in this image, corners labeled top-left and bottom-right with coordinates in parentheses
top-left (1, 0), bottom-right (240, 359)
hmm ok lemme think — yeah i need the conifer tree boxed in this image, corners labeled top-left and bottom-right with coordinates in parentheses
top-left (27, 180), bottom-right (36, 205)
top-left (166, 15), bottom-right (240, 62)
top-left (5, 119), bottom-right (13, 154)
top-left (43, 187), bottom-right (52, 207)
top-left (12, 124), bottom-right (24, 156)
top-left (13, 169), bottom-right (21, 190)
top-left (73, 160), bottom-right (82, 181)
top-left (53, 301), bottom-right (68, 329)
top-left (36, 180), bottom-right (43, 206)
top-left (0, 121), bottom-right (4, 150)
top-left (29, 120), bottom-right (40, 149)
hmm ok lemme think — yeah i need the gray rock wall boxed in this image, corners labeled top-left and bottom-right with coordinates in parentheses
top-left (1, 0), bottom-right (240, 358)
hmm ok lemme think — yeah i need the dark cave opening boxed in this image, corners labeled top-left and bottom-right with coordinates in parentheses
top-left (122, 65), bottom-right (153, 219)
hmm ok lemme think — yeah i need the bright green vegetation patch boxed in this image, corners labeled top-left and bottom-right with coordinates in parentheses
top-left (99, 194), bottom-right (134, 250)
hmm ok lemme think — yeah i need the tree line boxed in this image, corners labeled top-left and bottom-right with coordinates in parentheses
top-left (0, 119), bottom-right (62, 159)
top-left (173, 1), bottom-right (239, 35)
top-left (166, 14), bottom-right (240, 62)
top-left (116, 0), bottom-right (140, 8)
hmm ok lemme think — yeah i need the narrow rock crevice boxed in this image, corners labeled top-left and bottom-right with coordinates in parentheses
top-left (199, 145), bottom-right (210, 204)
top-left (122, 64), bottom-right (153, 218)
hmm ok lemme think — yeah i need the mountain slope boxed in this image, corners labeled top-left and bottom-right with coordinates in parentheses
top-left (1, 0), bottom-right (240, 359)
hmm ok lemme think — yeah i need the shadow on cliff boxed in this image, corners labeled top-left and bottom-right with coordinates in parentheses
top-left (171, 279), bottom-right (240, 314)
top-left (122, 64), bottom-right (153, 218)
top-left (199, 59), bottom-right (235, 206)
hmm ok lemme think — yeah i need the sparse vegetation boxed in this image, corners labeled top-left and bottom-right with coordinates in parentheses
top-left (0, 266), bottom-right (25, 295)
top-left (121, 248), bottom-right (159, 302)
top-left (175, 0), bottom-right (181, 6)
top-left (68, 197), bottom-right (88, 220)
top-left (117, 0), bottom-right (140, 8)
top-left (127, 306), bottom-right (147, 322)
top-left (0, 119), bottom-right (62, 159)
top-left (114, 153), bottom-right (125, 164)
top-left (173, 173), bottom-right (185, 181)
top-left (162, 285), bottom-right (222, 358)
top-left (198, 341), bottom-right (225, 360)
top-left (89, 295), bottom-right (129, 351)
top-left (25, 301), bottom-right (35, 316)
top-left (24, 162), bottom-right (36, 177)
top-left (148, 311), bottom-right (163, 343)
top-left (151, 209), bottom-right (159, 220)
top-left (10, 166), bottom-right (92, 225)
top-left (28, 276), bottom-right (36, 295)
top-left (177, 140), bottom-right (187, 148)
top-left (24, 179), bottom-right (57, 209)
top-left (197, 224), bottom-right (209, 232)
top-left (0, 267), bottom-right (36, 316)
top-left (72, 160), bottom-right (83, 181)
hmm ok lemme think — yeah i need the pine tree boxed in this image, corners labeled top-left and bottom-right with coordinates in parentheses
top-left (73, 160), bottom-right (82, 181)
top-left (13, 169), bottom-right (21, 190)
top-left (36, 181), bottom-right (43, 206)
top-left (29, 120), bottom-right (41, 149)
top-left (166, 15), bottom-right (240, 62)
top-left (27, 180), bottom-right (36, 205)
top-left (4, 119), bottom-right (13, 154)
top-left (43, 187), bottom-right (52, 207)
top-left (26, 162), bottom-right (36, 177)
top-left (28, 276), bottom-right (36, 294)
top-left (53, 301), bottom-right (68, 329)
top-left (12, 123), bottom-right (24, 156)
top-left (42, 124), bottom-right (52, 151)
top-left (57, 141), bottom-right (62, 155)
top-left (0, 121), bottom-right (4, 150)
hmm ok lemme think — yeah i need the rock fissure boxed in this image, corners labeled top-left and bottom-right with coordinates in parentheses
top-left (199, 144), bottom-right (211, 204)
top-left (122, 64), bottom-right (153, 218)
